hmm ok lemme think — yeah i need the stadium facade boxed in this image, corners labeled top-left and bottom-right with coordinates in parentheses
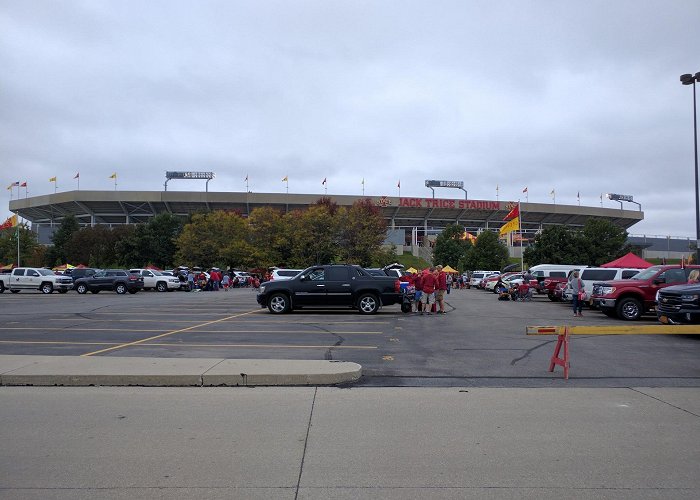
top-left (9, 190), bottom-right (654, 260)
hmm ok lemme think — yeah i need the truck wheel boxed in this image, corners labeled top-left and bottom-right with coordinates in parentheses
top-left (76, 284), bottom-right (88, 294)
top-left (115, 283), bottom-right (127, 295)
top-left (0, 282), bottom-right (5, 293)
top-left (156, 281), bottom-right (167, 292)
top-left (41, 283), bottom-right (53, 294)
top-left (268, 293), bottom-right (290, 314)
top-left (358, 293), bottom-right (379, 314)
top-left (616, 297), bottom-right (642, 321)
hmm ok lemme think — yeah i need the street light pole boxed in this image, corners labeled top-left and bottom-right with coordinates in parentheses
top-left (681, 72), bottom-right (700, 264)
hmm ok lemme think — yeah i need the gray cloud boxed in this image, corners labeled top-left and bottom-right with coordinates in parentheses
top-left (2, 0), bottom-right (699, 236)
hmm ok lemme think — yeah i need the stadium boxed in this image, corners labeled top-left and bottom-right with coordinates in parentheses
top-left (8, 186), bottom-right (663, 261)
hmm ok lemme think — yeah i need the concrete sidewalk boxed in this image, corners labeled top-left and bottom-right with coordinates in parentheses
top-left (0, 355), bottom-right (361, 386)
top-left (1, 386), bottom-right (698, 499)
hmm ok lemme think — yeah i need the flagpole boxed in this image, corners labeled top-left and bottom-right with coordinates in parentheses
top-left (245, 174), bottom-right (250, 216)
top-left (362, 178), bottom-right (365, 196)
top-left (519, 200), bottom-right (524, 271)
top-left (16, 217), bottom-right (20, 267)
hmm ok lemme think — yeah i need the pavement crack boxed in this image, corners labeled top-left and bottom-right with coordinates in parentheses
top-left (628, 388), bottom-right (700, 418)
top-left (295, 387), bottom-right (317, 500)
top-left (510, 339), bottom-right (557, 366)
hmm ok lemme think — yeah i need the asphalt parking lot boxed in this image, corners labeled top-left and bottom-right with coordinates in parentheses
top-left (0, 287), bottom-right (698, 387)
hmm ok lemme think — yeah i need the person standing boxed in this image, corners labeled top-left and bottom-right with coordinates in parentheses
top-left (420, 268), bottom-right (437, 315)
top-left (445, 272), bottom-right (453, 295)
top-left (413, 271), bottom-right (424, 313)
top-left (435, 265), bottom-right (447, 314)
top-left (569, 270), bottom-right (583, 317)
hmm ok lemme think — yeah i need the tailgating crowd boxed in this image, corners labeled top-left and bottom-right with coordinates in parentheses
top-left (399, 265), bottom-right (452, 315)
top-left (183, 268), bottom-right (262, 292)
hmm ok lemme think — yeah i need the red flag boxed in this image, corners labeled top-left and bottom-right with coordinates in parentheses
top-left (20, 181), bottom-right (27, 187)
top-left (503, 204), bottom-right (519, 221)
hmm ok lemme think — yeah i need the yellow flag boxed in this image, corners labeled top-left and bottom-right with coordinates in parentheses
top-left (49, 176), bottom-right (57, 182)
top-left (109, 173), bottom-right (117, 179)
top-left (499, 216), bottom-right (519, 237)
top-left (282, 176), bottom-right (288, 182)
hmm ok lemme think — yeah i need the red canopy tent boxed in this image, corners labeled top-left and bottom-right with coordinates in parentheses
top-left (600, 252), bottom-right (653, 269)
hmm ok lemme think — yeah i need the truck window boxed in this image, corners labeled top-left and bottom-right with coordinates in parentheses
top-left (326, 267), bottom-right (349, 281)
top-left (27, 269), bottom-right (40, 277)
top-left (581, 269), bottom-right (617, 281)
top-left (662, 269), bottom-right (687, 284)
top-left (621, 270), bottom-right (639, 279)
top-left (12, 269), bottom-right (25, 276)
top-left (549, 271), bottom-right (566, 278)
top-left (308, 269), bottom-right (325, 281)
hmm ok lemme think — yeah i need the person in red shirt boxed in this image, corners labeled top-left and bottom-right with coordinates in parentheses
top-left (435, 265), bottom-right (447, 314)
top-left (420, 268), bottom-right (437, 315)
top-left (413, 272), bottom-right (424, 313)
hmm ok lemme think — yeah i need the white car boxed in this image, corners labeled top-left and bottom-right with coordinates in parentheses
top-left (270, 269), bottom-right (303, 281)
top-left (129, 269), bottom-right (181, 292)
top-left (562, 267), bottom-right (641, 302)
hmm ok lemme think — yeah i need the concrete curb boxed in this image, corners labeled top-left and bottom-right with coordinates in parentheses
top-left (0, 355), bottom-right (362, 387)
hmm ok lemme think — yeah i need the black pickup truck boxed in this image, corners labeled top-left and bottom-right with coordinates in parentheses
top-left (256, 264), bottom-right (403, 314)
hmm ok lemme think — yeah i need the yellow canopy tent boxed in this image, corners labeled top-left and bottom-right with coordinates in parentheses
top-left (406, 267), bottom-right (418, 273)
top-left (52, 263), bottom-right (75, 272)
top-left (442, 265), bottom-right (458, 273)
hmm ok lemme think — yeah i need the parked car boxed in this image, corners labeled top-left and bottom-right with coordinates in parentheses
top-left (67, 267), bottom-right (98, 282)
top-left (468, 271), bottom-right (499, 289)
top-left (269, 269), bottom-right (303, 281)
top-left (74, 269), bottom-right (144, 295)
top-left (256, 264), bottom-right (402, 314)
top-left (0, 267), bottom-right (74, 294)
top-left (656, 283), bottom-right (700, 324)
top-left (129, 268), bottom-right (181, 292)
top-left (592, 265), bottom-right (700, 320)
top-left (562, 267), bottom-right (641, 303)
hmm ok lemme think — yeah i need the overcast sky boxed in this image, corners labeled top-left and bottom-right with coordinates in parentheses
top-left (2, 0), bottom-right (699, 237)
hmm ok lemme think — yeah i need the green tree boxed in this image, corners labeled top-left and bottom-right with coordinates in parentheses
top-left (433, 224), bottom-right (469, 269)
top-left (523, 219), bottom-right (629, 267)
top-left (459, 230), bottom-right (509, 271)
top-left (523, 225), bottom-right (584, 266)
top-left (174, 211), bottom-right (249, 268)
top-left (44, 215), bottom-right (80, 266)
top-left (579, 218), bottom-right (630, 266)
top-left (247, 206), bottom-right (290, 267)
top-left (145, 213), bottom-right (185, 268)
top-left (0, 223), bottom-right (38, 266)
top-left (65, 225), bottom-right (131, 268)
top-left (285, 205), bottom-right (339, 267)
top-left (338, 199), bottom-right (387, 267)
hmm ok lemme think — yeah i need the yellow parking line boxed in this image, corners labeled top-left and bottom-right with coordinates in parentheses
top-left (80, 309), bottom-right (261, 357)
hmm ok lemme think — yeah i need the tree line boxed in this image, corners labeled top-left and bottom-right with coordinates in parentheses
top-left (0, 198), bottom-right (395, 270)
top-left (432, 218), bottom-right (632, 272)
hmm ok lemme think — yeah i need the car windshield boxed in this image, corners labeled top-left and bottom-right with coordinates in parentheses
top-left (629, 266), bottom-right (662, 281)
top-left (37, 269), bottom-right (56, 276)
top-left (150, 270), bottom-right (163, 276)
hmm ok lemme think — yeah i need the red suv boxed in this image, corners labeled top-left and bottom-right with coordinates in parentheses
top-left (591, 265), bottom-right (700, 320)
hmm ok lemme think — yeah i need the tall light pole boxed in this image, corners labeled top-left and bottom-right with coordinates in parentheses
top-left (681, 72), bottom-right (700, 264)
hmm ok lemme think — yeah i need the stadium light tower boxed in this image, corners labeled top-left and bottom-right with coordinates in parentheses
top-left (681, 72), bottom-right (700, 263)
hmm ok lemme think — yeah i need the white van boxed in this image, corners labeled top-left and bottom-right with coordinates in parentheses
top-left (528, 264), bottom-right (587, 290)
top-left (468, 270), bottom-right (499, 288)
top-left (563, 267), bottom-right (641, 302)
